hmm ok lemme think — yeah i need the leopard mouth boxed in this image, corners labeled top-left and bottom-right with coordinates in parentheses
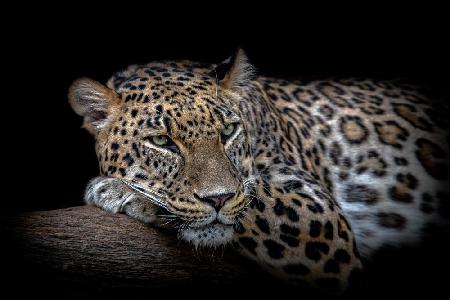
top-left (122, 180), bottom-right (240, 247)
top-left (179, 222), bottom-right (235, 248)
top-left (154, 205), bottom-right (235, 247)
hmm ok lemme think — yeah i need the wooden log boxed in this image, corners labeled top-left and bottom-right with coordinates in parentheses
top-left (2, 205), bottom-right (273, 296)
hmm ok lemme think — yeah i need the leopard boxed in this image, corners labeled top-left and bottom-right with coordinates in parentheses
top-left (68, 49), bottom-right (450, 293)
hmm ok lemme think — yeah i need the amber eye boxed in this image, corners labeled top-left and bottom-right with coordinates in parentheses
top-left (152, 135), bottom-right (169, 146)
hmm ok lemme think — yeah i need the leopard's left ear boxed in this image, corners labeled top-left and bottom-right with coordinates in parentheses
top-left (68, 78), bottom-right (122, 136)
top-left (212, 49), bottom-right (256, 90)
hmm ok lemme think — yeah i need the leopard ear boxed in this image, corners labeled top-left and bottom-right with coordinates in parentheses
top-left (68, 78), bottom-right (121, 135)
top-left (212, 49), bottom-right (256, 90)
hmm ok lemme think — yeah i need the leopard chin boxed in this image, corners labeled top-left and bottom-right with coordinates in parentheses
top-left (180, 223), bottom-right (234, 248)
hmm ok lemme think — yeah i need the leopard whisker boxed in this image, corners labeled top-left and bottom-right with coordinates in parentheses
top-left (120, 179), bottom-right (169, 210)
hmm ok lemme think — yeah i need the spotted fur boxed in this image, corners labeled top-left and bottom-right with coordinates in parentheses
top-left (69, 49), bottom-right (450, 293)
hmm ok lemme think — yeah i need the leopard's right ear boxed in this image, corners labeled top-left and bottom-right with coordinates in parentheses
top-left (68, 78), bottom-right (121, 135)
top-left (212, 49), bottom-right (256, 91)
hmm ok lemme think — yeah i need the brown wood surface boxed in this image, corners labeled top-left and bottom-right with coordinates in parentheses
top-left (2, 205), bottom-right (272, 292)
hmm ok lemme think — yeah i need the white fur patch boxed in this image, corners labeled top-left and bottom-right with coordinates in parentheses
top-left (85, 177), bottom-right (130, 213)
top-left (180, 224), bottom-right (234, 248)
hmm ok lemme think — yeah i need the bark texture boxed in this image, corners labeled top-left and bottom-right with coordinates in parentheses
top-left (2, 205), bottom-right (270, 293)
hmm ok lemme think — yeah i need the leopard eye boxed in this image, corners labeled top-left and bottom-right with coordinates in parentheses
top-left (221, 123), bottom-right (239, 144)
top-left (222, 123), bottom-right (235, 136)
top-left (145, 135), bottom-right (181, 155)
top-left (152, 135), bottom-right (168, 146)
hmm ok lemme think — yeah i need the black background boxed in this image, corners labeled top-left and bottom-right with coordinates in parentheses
top-left (4, 6), bottom-right (450, 297)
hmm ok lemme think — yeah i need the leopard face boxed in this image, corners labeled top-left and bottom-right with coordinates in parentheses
top-left (69, 58), bottom-right (255, 247)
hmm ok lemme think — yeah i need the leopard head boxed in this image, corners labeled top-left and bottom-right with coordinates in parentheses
top-left (69, 50), bottom-right (256, 247)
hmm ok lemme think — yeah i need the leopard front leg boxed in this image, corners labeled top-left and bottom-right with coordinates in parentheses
top-left (84, 176), bottom-right (158, 224)
top-left (234, 172), bottom-right (363, 293)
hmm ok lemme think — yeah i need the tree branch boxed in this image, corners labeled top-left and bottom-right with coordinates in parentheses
top-left (3, 205), bottom-right (270, 292)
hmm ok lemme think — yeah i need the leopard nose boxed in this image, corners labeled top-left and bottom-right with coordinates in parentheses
top-left (196, 193), bottom-right (235, 212)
